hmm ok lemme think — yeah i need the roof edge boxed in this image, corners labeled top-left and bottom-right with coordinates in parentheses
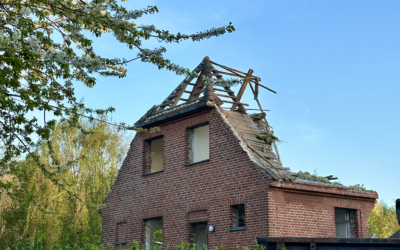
top-left (270, 180), bottom-right (379, 200)
top-left (135, 101), bottom-right (212, 128)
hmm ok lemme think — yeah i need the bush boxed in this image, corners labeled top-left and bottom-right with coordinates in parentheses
top-left (6, 237), bottom-right (266, 250)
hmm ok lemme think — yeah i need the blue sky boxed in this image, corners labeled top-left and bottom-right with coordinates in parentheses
top-left (74, 0), bottom-right (400, 206)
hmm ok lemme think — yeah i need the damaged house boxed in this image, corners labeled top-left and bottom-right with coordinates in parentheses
top-left (100, 57), bottom-right (378, 249)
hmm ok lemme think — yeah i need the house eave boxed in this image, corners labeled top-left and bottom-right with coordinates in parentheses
top-left (135, 102), bottom-right (212, 128)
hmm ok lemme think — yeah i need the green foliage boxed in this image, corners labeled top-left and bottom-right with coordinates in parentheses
top-left (5, 237), bottom-right (267, 250)
top-left (368, 200), bottom-right (400, 238)
top-left (347, 184), bottom-right (368, 191)
top-left (253, 239), bottom-right (265, 250)
top-left (176, 242), bottom-right (197, 250)
top-left (6, 232), bottom-right (107, 250)
top-left (153, 229), bottom-right (163, 250)
top-left (0, 117), bottom-right (131, 248)
top-left (0, 0), bottom-right (235, 204)
top-left (295, 171), bottom-right (332, 184)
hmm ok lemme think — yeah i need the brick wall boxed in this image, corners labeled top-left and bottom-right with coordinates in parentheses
top-left (268, 182), bottom-right (377, 238)
top-left (100, 107), bottom-right (378, 249)
top-left (101, 108), bottom-right (272, 249)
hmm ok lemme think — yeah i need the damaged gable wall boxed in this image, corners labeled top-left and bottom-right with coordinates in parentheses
top-left (100, 107), bottom-right (274, 248)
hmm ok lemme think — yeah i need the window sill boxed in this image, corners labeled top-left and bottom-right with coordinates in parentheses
top-left (143, 170), bottom-right (164, 176)
top-left (230, 226), bottom-right (246, 232)
top-left (115, 241), bottom-right (127, 246)
top-left (186, 159), bottom-right (210, 167)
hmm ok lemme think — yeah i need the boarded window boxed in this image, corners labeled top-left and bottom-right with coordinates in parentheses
top-left (232, 204), bottom-right (245, 228)
top-left (116, 222), bottom-right (127, 245)
top-left (190, 124), bottom-right (209, 163)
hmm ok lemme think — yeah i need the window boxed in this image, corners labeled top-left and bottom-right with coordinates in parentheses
top-left (335, 208), bottom-right (358, 238)
top-left (144, 218), bottom-right (163, 249)
top-left (145, 137), bottom-right (164, 174)
top-left (189, 124), bottom-right (209, 163)
top-left (116, 222), bottom-right (127, 246)
top-left (231, 204), bottom-right (245, 230)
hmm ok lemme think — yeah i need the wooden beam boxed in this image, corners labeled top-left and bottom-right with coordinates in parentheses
top-left (212, 70), bottom-right (258, 80)
top-left (188, 71), bottom-right (205, 101)
top-left (210, 60), bottom-right (248, 75)
top-left (210, 67), bottom-right (223, 79)
top-left (211, 71), bottom-right (245, 78)
top-left (210, 61), bottom-right (277, 94)
top-left (222, 100), bottom-right (249, 106)
top-left (231, 69), bottom-right (253, 111)
top-left (214, 88), bottom-right (234, 93)
top-left (255, 79), bottom-right (259, 100)
top-left (215, 94), bottom-right (238, 99)
top-left (224, 86), bottom-right (247, 113)
top-left (170, 80), bottom-right (190, 108)
top-left (254, 81), bottom-right (277, 94)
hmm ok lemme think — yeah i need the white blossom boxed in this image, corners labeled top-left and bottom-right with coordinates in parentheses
top-left (21, 7), bottom-right (31, 16)
top-left (28, 38), bottom-right (40, 55)
top-left (202, 76), bottom-right (242, 87)
top-left (9, 17), bottom-right (19, 26)
top-left (12, 29), bottom-right (21, 40)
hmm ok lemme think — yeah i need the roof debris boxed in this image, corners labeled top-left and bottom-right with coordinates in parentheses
top-left (135, 56), bottom-right (372, 191)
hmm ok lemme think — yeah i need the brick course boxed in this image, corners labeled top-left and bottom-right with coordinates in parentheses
top-left (100, 107), bottom-right (378, 249)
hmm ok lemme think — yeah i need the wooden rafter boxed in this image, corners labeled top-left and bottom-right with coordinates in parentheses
top-left (231, 69), bottom-right (253, 111)
top-left (138, 56), bottom-right (281, 164)
top-left (170, 80), bottom-right (190, 108)
top-left (188, 71), bottom-right (205, 101)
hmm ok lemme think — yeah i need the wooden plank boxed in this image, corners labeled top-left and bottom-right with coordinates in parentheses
top-left (235, 127), bottom-right (260, 135)
top-left (231, 122), bottom-right (258, 131)
top-left (180, 98), bottom-right (189, 101)
top-left (210, 60), bottom-right (247, 75)
top-left (252, 147), bottom-right (277, 159)
top-left (216, 94), bottom-right (238, 99)
top-left (245, 138), bottom-right (268, 145)
top-left (223, 100), bottom-right (249, 106)
top-left (184, 90), bottom-right (191, 94)
top-left (226, 119), bottom-right (256, 128)
top-left (225, 113), bottom-right (253, 123)
top-left (231, 69), bottom-right (253, 111)
top-left (211, 71), bottom-right (245, 78)
top-left (254, 81), bottom-right (277, 94)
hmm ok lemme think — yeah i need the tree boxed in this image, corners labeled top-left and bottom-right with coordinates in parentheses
top-left (368, 200), bottom-right (400, 238)
top-left (0, 1), bottom-right (235, 202)
top-left (0, 116), bottom-right (131, 248)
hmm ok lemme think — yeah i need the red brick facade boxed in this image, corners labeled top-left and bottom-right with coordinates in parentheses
top-left (268, 182), bottom-right (376, 238)
top-left (100, 107), bottom-right (378, 249)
